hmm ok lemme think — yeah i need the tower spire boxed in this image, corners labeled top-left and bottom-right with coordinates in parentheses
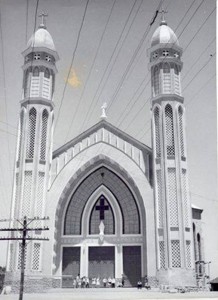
top-left (159, 8), bottom-right (167, 25)
top-left (38, 12), bottom-right (48, 29)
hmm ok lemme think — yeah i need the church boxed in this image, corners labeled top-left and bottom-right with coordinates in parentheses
top-left (5, 12), bottom-right (205, 291)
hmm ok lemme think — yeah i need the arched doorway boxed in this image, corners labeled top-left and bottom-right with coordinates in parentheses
top-left (60, 165), bottom-right (146, 287)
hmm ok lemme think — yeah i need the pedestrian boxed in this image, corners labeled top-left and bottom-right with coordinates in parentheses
top-left (76, 274), bottom-right (80, 288)
top-left (121, 275), bottom-right (125, 287)
top-left (108, 276), bottom-right (112, 287)
top-left (111, 277), bottom-right (116, 288)
top-left (85, 277), bottom-right (89, 288)
top-left (103, 277), bottom-right (107, 287)
top-left (96, 277), bottom-right (101, 288)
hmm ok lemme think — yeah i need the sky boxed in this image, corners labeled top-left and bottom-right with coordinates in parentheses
top-left (0, 0), bottom-right (217, 277)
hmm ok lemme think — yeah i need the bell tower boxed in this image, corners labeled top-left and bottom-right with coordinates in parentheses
top-left (149, 13), bottom-right (196, 286)
top-left (7, 15), bottom-right (59, 274)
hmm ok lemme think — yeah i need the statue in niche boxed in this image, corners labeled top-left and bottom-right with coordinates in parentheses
top-left (99, 220), bottom-right (105, 241)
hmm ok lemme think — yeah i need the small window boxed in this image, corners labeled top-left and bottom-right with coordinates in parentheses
top-left (34, 53), bottom-right (41, 60)
top-left (33, 67), bottom-right (39, 77)
top-left (44, 68), bottom-right (50, 79)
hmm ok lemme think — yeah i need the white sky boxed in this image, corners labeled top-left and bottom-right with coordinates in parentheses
top-left (0, 0), bottom-right (217, 277)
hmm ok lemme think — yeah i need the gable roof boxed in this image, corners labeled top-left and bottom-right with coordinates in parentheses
top-left (53, 120), bottom-right (151, 159)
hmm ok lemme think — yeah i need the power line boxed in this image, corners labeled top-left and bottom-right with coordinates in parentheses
top-left (80, 0), bottom-right (164, 134)
top-left (117, 0), bottom-right (212, 132)
top-left (178, 0), bottom-right (204, 38)
top-left (183, 52), bottom-right (215, 92)
top-left (78, 0), bottom-right (142, 134)
top-left (183, 6), bottom-right (215, 52)
top-left (85, 0), bottom-right (142, 117)
top-left (182, 37), bottom-right (215, 81)
top-left (25, 0), bottom-right (29, 44)
top-left (106, 0), bottom-right (165, 112)
top-left (115, 0), bottom-right (197, 129)
top-left (63, 0), bottom-right (117, 144)
top-left (54, 0), bottom-right (90, 133)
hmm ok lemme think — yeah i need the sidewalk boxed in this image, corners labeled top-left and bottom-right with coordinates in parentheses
top-left (0, 288), bottom-right (218, 300)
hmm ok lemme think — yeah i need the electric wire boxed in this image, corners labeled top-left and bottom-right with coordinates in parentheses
top-left (25, 0), bottom-right (29, 44)
top-left (106, 0), bottom-right (165, 111)
top-left (63, 0), bottom-right (117, 143)
top-left (120, 0), bottom-right (210, 132)
top-left (54, 0), bottom-right (90, 132)
top-left (0, 4), bottom-right (13, 188)
top-left (77, 0), bottom-right (142, 135)
top-left (83, 0), bottom-right (142, 120)
top-left (183, 6), bottom-right (215, 52)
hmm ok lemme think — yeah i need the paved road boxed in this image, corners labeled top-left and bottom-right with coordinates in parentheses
top-left (0, 289), bottom-right (218, 300)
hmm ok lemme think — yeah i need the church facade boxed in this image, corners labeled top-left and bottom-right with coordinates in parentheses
top-left (6, 15), bottom-right (204, 291)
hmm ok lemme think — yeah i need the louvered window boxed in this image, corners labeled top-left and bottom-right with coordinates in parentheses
top-left (165, 105), bottom-right (175, 156)
top-left (26, 108), bottom-right (36, 159)
top-left (40, 110), bottom-right (48, 160)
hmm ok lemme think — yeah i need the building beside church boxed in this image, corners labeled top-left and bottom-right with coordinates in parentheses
top-left (5, 14), bottom-right (205, 291)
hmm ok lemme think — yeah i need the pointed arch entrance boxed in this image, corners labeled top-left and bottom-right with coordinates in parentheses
top-left (52, 155), bottom-right (148, 287)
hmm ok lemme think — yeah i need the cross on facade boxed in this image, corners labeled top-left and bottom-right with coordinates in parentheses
top-left (38, 12), bottom-right (48, 28)
top-left (96, 196), bottom-right (109, 220)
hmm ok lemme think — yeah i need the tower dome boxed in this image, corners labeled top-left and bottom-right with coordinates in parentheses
top-left (27, 24), bottom-right (56, 51)
top-left (151, 20), bottom-right (179, 47)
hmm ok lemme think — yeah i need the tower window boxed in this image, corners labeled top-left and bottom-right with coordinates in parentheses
top-left (178, 106), bottom-right (185, 158)
top-left (34, 53), bottom-right (41, 60)
top-left (154, 107), bottom-right (161, 158)
top-left (26, 108), bottom-right (37, 159)
top-left (174, 65), bottom-right (181, 95)
top-left (40, 110), bottom-right (48, 161)
top-left (18, 110), bottom-right (25, 161)
top-left (163, 63), bottom-right (171, 93)
top-left (33, 67), bottom-right (39, 77)
top-left (174, 52), bottom-right (179, 58)
top-left (165, 104), bottom-right (175, 156)
top-left (45, 55), bottom-right (51, 62)
top-left (162, 50), bottom-right (169, 57)
top-left (153, 66), bottom-right (160, 96)
top-left (152, 52), bottom-right (158, 60)
top-left (44, 68), bottom-right (50, 79)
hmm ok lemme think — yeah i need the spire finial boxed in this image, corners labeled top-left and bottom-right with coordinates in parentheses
top-left (159, 8), bottom-right (168, 25)
top-left (100, 102), bottom-right (107, 120)
top-left (38, 12), bottom-right (48, 29)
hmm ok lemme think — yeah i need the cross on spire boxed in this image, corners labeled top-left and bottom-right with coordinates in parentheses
top-left (159, 8), bottom-right (168, 25)
top-left (38, 12), bottom-right (48, 28)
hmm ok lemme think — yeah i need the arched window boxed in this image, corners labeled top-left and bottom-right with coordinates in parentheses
top-left (26, 108), bottom-right (37, 159)
top-left (165, 104), bottom-right (175, 156)
top-left (163, 63), bottom-right (171, 93)
top-left (18, 110), bottom-right (24, 161)
top-left (33, 67), bottom-right (39, 77)
top-left (40, 110), bottom-right (48, 161)
top-left (89, 195), bottom-right (115, 235)
top-left (178, 106), bottom-right (185, 158)
top-left (154, 107), bottom-right (161, 158)
top-left (153, 66), bottom-right (160, 96)
top-left (44, 68), bottom-right (50, 79)
top-left (24, 69), bottom-right (30, 98)
top-left (174, 65), bottom-right (181, 95)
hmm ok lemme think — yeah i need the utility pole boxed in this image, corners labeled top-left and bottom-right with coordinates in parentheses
top-left (0, 216), bottom-right (49, 300)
